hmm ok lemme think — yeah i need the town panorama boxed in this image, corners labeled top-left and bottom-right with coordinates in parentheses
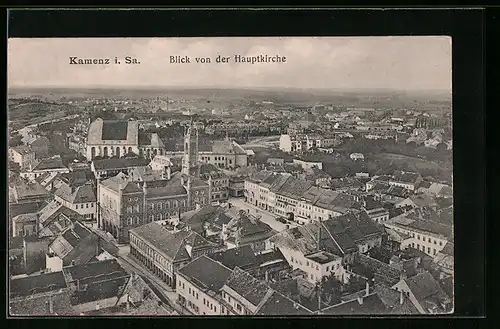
top-left (8, 86), bottom-right (453, 316)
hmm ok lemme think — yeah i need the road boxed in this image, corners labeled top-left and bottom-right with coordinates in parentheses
top-left (90, 226), bottom-right (186, 315)
top-left (228, 197), bottom-right (292, 232)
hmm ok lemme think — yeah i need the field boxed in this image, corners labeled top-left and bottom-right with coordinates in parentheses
top-left (8, 87), bottom-right (451, 112)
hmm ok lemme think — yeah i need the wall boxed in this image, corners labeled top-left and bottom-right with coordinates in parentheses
top-left (72, 296), bottom-right (119, 314)
top-left (384, 223), bottom-right (447, 257)
top-left (176, 274), bottom-right (221, 315)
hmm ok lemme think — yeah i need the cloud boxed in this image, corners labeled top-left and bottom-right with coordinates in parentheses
top-left (8, 36), bottom-right (451, 90)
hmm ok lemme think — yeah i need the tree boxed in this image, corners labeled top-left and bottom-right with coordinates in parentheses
top-left (320, 275), bottom-right (342, 305)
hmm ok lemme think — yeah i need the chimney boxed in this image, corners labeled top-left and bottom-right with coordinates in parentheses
top-left (357, 296), bottom-right (363, 305)
top-left (365, 280), bottom-right (370, 296)
top-left (400, 290), bottom-right (404, 305)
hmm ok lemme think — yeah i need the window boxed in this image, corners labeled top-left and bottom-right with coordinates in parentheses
top-left (189, 288), bottom-right (191, 294)
top-left (434, 240), bottom-right (437, 245)
top-left (127, 206), bottom-right (133, 214)
top-left (428, 238), bottom-right (431, 242)
top-left (433, 249), bottom-right (437, 255)
top-left (76, 205), bottom-right (79, 209)
top-left (196, 293), bottom-right (199, 299)
top-left (86, 203), bottom-right (89, 208)
top-left (417, 244), bottom-right (420, 249)
top-left (214, 306), bottom-right (217, 313)
top-left (91, 203), bottom-right (94, 207)
top-left (417, 235), bottom-right (420, 240)
top-left (427, 247), bottom-right (430, 253)
top-left (203, 298), bottom-right (206, 305)
top-left (228, 296), bottom-right (231, 303)
top-left (236, 304), bottom-right (241, 311)
top-left (439, 241), bottom-right (443, 246)
top-left (326, 266), bottom-right (329, 271)
top-left (412, 243), bottom-right (415, 248)
top-left (306, 261), bottom-right (309, 266)
top-left (316, 265), bottom-right (319, 270)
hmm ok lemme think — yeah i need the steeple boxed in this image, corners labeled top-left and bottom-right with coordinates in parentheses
top-left (182, 119), bottom-right (199, 177)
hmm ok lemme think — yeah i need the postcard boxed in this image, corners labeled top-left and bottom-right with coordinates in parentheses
top-left (8, 36), bottom-right (453, 316)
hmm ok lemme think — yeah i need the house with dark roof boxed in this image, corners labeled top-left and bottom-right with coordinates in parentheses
top-left (20, 156), bottom-right (70, 182)
top-left (384, 215), bottom-right (452, 258)
top-left (62, 259), bottom-right (130, 313)
top-left (220, 267), bottom-right (275, 315)
top-left (49, 221), bottom-right (100, 267)
top-left (37, 200), bottom-right (86, 238)
top-left (176, 255), bottom-right (233, 315)
top-left (207, 245), bottom-right (290, 283)
top-left (255, 290), bottom-right (313, 315)
top-left (9, 145), bottom-right (35, 170)
top-left (91, 156), bottom-right (150, 179)
top-left (9, 271), bottom-right (76, 316)
top-left (321, 291), bottom-right (388, 315)
top-left (55, 182), bottom-right (97, 221)
top-left (389, 171), bottom-right (423, 191)
top-left (362, 196), bottom-right (390, 224)
top-left (129, 222), bottom-right (222, 289)
top-left (391, 270), bottom-right (452, 314)
top-left (224, 210), bottom-right (276, 253)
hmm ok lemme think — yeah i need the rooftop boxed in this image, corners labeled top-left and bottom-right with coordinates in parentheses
top-left (255, 290), bottom-right (313, 315)
top-left (321, 293), bottom-right (387, 315)
top-left (224, 267), bottom-right (273, 307)
top-left (10, 271), bottom-right (68, 298)
top-left (178, 255), bottom-right (233, 292)
top-left (92, 157), bottom-right (150, 171)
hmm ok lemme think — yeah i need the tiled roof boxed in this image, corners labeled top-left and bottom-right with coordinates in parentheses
top-left (10, 271), bottom-right (68, 298)
top-left (392, 171), bottom-right (421, 185)
top-left (9, 290), bottom-right (76, 316)
top-left (224, 267), bottom-right (272, 307)
top-left (255, 290), bottom-right (313, 315)
top-left (321, 293), bottom-right (387, 315)
top-left (404, 271), bottom-right (450, 308)
top-left (276, 176), bottom-right (312, 200)
top-left (50, 222), bottom-right (93, 259)
top-left (11, 145), bottom-right (33, 155)
top-left (178, 255), bottom-right (232, 292)
top-left (130, 222), bottom-right (213, 262)
top-left (63, 259), bottom-right (129, 305)
top-left (102, 121), bottom-right (129, 140)
top-left (92, 157), bottom-right (149, 171)
top-left (374, 284), bottom-right (420, 314)
top-left (32, 157), bottom-right (67, 171)
top-left (207, 245), bottom-right (258, 270)
top-left (55, 182), bottom-right (96, 204)
top-left (13, 178), bottom-right (51, 200)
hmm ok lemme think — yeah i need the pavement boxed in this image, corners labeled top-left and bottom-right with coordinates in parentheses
top-left (228, 197), bottom-right (292, 232)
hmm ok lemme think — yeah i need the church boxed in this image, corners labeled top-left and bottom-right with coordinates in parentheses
top-left (86, 118), bottom-right (166, 161)
top-left (96, 120), bottom-right (210, 244)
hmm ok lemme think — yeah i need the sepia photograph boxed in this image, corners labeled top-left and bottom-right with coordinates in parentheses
top-left (8, 36), bottom-right (453, 316)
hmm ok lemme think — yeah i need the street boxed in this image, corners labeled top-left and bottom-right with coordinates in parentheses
top-left (228, 197), bottom-right (291, 232)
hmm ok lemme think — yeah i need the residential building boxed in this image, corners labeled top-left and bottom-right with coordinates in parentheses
top-left (199, 163), bottom-right (230, 204)
top-left (350, 153), bottom-right (365, 161)
top-left (391, 271), bottom-right (452, 314)
top-left (279, 134), bottom-right (336, 153)
top-left (129, 222), bottom-right (221, 289)
top-left (362, 197), bottom-right (389, 224)
top-left (61, 259), bottom-right (130, 314)
top-left (20, 156), bottom-right (70, 182)
top-left (48, 221), bottom-right (100, 267)
top-left (384, 215), bottom-right (452, 257)
top-left (389, 171), bottom-right (423, 191)
top-left (220, 267), bottom-right (274, 315)
top-left (54, 182), bottom-right (97, 221)
top-left (9, 145), bottom-right (36, 169)
top-left (176, 255), bottom-right (232, 315)
top-left (223, 210), bottom-right (276, 253)
top-left (199, 138), bottom-right (248, 169)
top-left (91, 157), bottom-right (150, 180)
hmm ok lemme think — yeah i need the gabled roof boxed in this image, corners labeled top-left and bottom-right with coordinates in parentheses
top-left (207, 245), bottom-right (258, 270)
top-left (178, 255), bottom-right (232, 292)
top-left (321, 293), bottom-right (387, 315)
top-left (55, 182), bottom-right (96, 204)
top-left (32, 157), bottom-right (67, 171)
top-left (50, 221), bottom-right (94, 259)
top-left (223, 267), bottom-right (273, 307)
top-left (403, 271), bottom-right (450, 310)
top-left (130, 222), bottom-right (214, 262)
top-left (92, 157), bottom-right (150, 171)
top-left (11, 145), bottom-right (34, 155)
top-left (10, 271), bottom-right (68, 298)
top-left (64, 259), bottom-right (130, 306)
top-left (255, 290), bottom-right (313, 315)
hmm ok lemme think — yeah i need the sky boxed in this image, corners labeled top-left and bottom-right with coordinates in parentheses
top-left (8, 37), bottom-right (452, 91)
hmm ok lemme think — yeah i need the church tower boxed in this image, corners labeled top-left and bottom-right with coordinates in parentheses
top-left (182, 118), bottom-right (199, 176)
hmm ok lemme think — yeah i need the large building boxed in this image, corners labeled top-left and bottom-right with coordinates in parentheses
top-left (97, 121), bottom-right (211, 244)
top-left (86, 118), bottom-right (166, 161)
top-left (279, 134), bottom-right (337, 153)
